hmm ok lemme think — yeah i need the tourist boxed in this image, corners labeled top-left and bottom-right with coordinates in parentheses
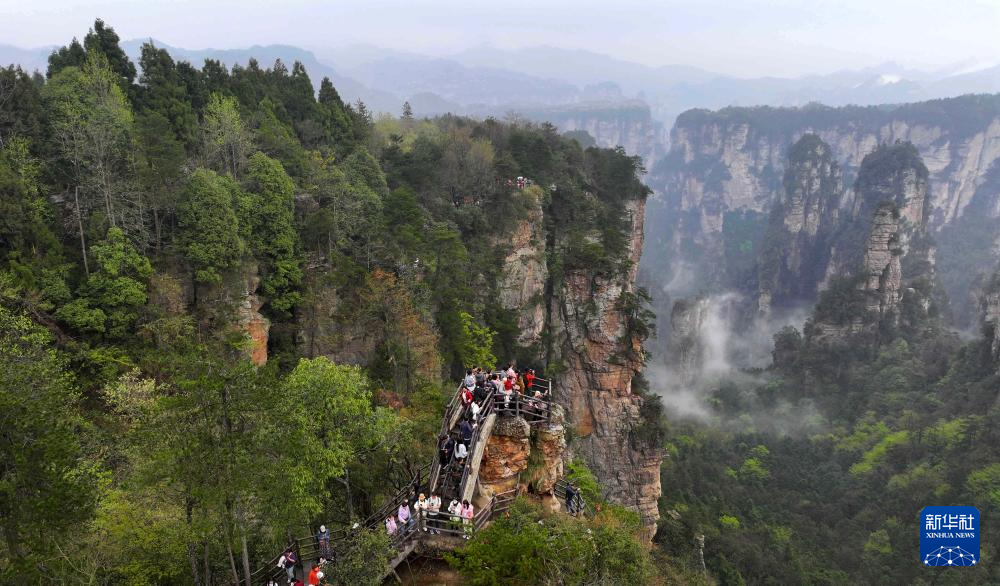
top-left (415, 493), bottom-right (428, 530)
top-left (454, 439), bottom-right (468, 465)
top-left (307, 564), bottom-right (323, 586)
top-left (525, 368), bottom-right (536, 392)
top-left (438, 434), bottom-right (454, 466)
top-left (315, 524), bottom-right (330, 559)
top-left (463, 369), bottom-right (476, 390)
top-left (460, 418), bottom-right (474, 446)
top-left (475, 367), bottom-right (486, 386)
top-left (500, 379), bottom-right (512, 411)
top-left (461, 385), bottom-right (474, 406)
top-left (565, 482), bottom-right (579, 516)
top-left (398, 500), bottom-right (415, 533)
top-left (448, 498), bottom-right (462, 531)
top-left (506, 363), bottom-right (516, 379)
top-left (461, 500), bottom-right (475, 538)
top-left (470, 398), bottom-right (482, 423)
top-left (385, 515), bottom-right (397, 536)
top-left (427, 493), bottom-right (442, 533)
top-left (277, 547), bottom-right (297, 583)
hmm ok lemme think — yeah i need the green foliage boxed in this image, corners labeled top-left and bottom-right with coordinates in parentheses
top-left (246, 152), bottom-right (302, 315)
top-left (966, 464), bottom-right (1000, 510)
top-left (446, 498), bottom-right (653, 586)
top-left (565, 459), bottom-right (602, 504)
top-left (0, 307), bottom-right (97, 581)
top-left (178, 168), bottom-right (244, 284)
top-left (322, 528), bottom-right (392, 586)
top-left (456, 311), bottom-right (497, 370)
top-left (202, 93), bottom-right (254, 178)
top-left (57, 227), bottom-right (152, 338)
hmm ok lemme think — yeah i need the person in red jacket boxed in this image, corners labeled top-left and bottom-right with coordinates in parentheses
top-left (307, 564), bottom-right (323, 586)
top-left (524, 369), bottom-right (536, 392)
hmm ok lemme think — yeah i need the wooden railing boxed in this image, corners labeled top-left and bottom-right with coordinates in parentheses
top-left (456, 393), bottom-right (496, 498)
top-left (429, 381), bottom-right (465, 491)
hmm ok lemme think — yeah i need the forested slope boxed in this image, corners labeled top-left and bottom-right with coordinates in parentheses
top-left (0, 19), bottom-right (657, 584)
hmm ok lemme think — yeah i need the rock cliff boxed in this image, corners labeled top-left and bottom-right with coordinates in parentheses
top-left (757, 134), bottom-right (844, 312)
top-left (548, 196), bottom-right (662, 539)
top-left (237, 270), bottom-right (270, 366)
top-left (982, 273), bottom-right (1000, 370)
top-left (807, 143), bottom-right (934, 343)
top-left (523, 101), bottom-right (668, 168)
top-left (496, 187), bottom-right (548, 347)
top-left (646, 96), bottom-right (1000, 322)
top-left (477, 407), bottom-right (567, 503)
top-left (668, 296), bottom-right (709, 381)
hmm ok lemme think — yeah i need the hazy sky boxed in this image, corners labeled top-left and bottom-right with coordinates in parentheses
top-left (3, 0), bottom-right (1000, 77)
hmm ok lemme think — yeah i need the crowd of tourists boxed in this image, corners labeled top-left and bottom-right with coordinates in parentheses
top-left (271, 363), bottom-right (551, 584)
top-left (384, 492), bottom-right (476, 540)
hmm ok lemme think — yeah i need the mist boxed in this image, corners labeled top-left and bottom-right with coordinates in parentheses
top-left (6, 0), bottom-right (1000, 78)
top-left (647, 291), bottom-right (819, 434)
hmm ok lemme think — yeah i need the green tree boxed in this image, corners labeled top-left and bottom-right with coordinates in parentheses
top-left (318, 77), bottom-right (354, 149)
top-left (0, 65), bottom-right (44, 146)
top-left (82, 19), bottom-right (137, 86)
top-left (202, 93), bottom-right (254, 178)
top-left (56, 226), bottom-right (152, 338)
top-left (0, 307), bottom-right (97, 581)
top-left (177, 168), bottom-right (245, 285)
top-left (447, 499), bottom-right (653, 585)
top-left (136, 42), bottom-right (198, 148)
top-left (246, 152), bottom-right (302, 315)
top-left (457, 311), bottom-right (497, 370)
top-left (135, 110), bottom-right (186, 249)
top-left (44, 51), bottom-right (140, 254)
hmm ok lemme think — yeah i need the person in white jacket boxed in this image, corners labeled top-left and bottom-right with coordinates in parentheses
top-left (447, 499), bottom-right (462, 532)
top-left (454, 440), bottom-right (468, 465)
top-left (427, 493), bottom-right (442, 534)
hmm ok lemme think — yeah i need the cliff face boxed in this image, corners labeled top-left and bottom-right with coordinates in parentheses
top-left (237, 270), bottom-right (270, 366)
top-left (646, 96), bottom-right (1000, 320)
top-left (549, 196), bottom-right (662, 539)
top-left (982, 275), bottom-right (1000, 370)
top-left (807, 144), bottom-right (933, 343)
top-left (496, 188), bottom-right (548, 347)
top-left (524, 101), bottom-right (668, 167)
top-left (758, 134), bottom-right (844, 312)
top-left (668, 296), bottom-right (709, 381)
top-left (477, 406), bottom-right (567, 503)
top-left (860, 204), bottom-right (905, 318)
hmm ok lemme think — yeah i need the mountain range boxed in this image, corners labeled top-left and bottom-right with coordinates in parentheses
top-left (6, 40), bottom-right (1000, 130)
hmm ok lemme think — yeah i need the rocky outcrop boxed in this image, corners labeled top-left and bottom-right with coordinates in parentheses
top-left (478, 416), bottom-right (531, 499)
top-left (668, 296), bottom-right (709, 381)
top-left (982, 274), bottom-right (1000, 370)
top-left (477, 407), bottom-right (568, 504)
top-left (860, 204), bottom-right (904, 317)
top-left (526, 405), bottom-right (567, 494)
top-left (550, 196), bottom-right (662, 540)
top-left (647, 96), bottom-right (1000, 318)
top-left (757, 134), bottom-right (843, 312)
top-left (496, 186), bottom-right (548, 347)
top-left (523, 101), bottom-right (668, 167)
top-left (237, 270), bottom-right (270, 366)
top-left (807, 143), bottom-right (933, 343)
